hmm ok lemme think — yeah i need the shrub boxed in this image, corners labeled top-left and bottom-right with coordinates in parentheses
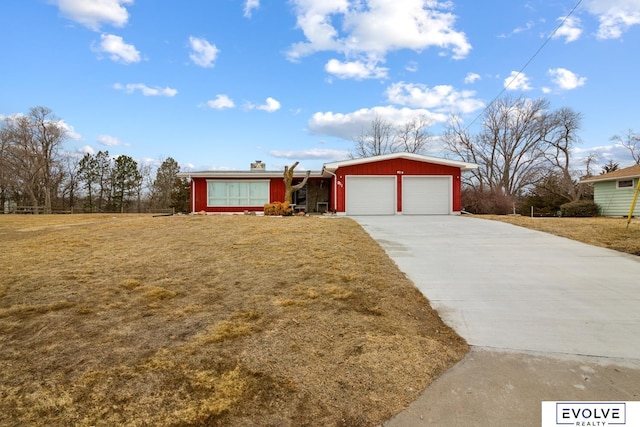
top-left (263, 201), bottom-right (292, 216)
top-left (461, 187), bottom-right (514, 215)
top-left (559, 199), bottom-right (600, 217)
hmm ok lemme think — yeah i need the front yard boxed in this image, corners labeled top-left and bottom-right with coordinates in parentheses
top-left (0, 214), bottom-right (467, 426)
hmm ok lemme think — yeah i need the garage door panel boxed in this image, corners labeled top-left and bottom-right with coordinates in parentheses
top-left (403, 176), bottom-right (451, 215)
top-left (346, 176), bottom-right (395, 215)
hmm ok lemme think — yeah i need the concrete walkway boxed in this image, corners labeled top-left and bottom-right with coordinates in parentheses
top-left (352, 216), bottom-right (640, 426)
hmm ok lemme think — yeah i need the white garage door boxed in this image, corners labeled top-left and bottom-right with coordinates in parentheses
top-left (346, 176), bottom-right (396, 215)
top-left (402, 176), bottom-right (451, 215)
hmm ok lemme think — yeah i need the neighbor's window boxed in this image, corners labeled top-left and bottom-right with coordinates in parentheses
top-left (207, 181), bottom-right (269, 206)
top-left (617, 179), bottom-right (634, 189)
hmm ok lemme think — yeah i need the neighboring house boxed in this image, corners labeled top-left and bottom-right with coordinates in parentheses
top-left (178, 153), bottom-right (478, 215)
top-left (581, 164), bottom-right (640, 216)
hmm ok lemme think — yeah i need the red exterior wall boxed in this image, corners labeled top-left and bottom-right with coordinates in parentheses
top-left (190, 177), bottom-right (286, 213)
top-left (332, 158), bottom-right (462, 213)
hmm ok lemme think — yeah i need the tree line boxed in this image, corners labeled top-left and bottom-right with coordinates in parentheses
top-left (2, 101), bottom-right (639, 215)
top-left (0, 106), bottom-right (189, 214)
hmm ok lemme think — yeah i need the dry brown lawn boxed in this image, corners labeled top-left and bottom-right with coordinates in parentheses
top-left (479, 215), bottom-right (640, 256)
top-left (0, 214), bottom-right (467, 427)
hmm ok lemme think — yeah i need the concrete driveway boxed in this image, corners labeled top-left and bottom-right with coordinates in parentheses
top-left (352, 216), bottom-right (640, 426)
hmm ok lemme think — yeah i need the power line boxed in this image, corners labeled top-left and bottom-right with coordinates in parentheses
top-left (464, 0), bottom-right (584, 131)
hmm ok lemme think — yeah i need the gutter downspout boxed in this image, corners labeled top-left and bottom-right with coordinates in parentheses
top-left (324, 168), bottom-right (337, 213)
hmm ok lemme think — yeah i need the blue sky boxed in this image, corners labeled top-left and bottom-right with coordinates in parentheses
top-left (1, 0), bottom-right (639, 172)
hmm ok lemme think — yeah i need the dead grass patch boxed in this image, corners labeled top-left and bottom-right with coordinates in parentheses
top-left (479, 215), bottom-right (640, 255)
top-left (0, 214), bottom-right (467, 426)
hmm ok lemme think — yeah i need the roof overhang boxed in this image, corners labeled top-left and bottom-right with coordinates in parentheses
top-left (178, 153), bottom-right (479, 180)
top-left (322, 152), bottom-right (478, 173)
top-left (177, 171), bottom-right (325, 179)
top-left (580, 165), bottom-right (640, 184)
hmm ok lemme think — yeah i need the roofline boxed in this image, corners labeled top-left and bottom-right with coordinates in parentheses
top-left (177, 171), bottom-right (325, 179)
top-left (581, 173), bottom-right (640, 183)
top-left (322, 152), bottom-right (478, 172)
top-left (580, 164), bottom-right (640, 183)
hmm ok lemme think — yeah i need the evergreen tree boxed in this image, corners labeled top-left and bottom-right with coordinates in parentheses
top-left (111, 155), bottom-right (141, 213)
top-left (152, 157), bottom-right (180, 210)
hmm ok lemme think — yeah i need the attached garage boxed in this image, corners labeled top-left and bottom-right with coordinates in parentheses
top-left (323, 153), bottom-right (477, 216)
top-left (346, 176), bottom-right (396, 215)
top-left (402, 176), bottom-right (451, 215)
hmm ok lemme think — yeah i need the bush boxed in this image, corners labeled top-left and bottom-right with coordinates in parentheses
top-left (559, 200), bottom-right (600, 217)
top-left (461, 187), bottom-right (514, 215)
top-left (263, 201), bottom-right (293, 216)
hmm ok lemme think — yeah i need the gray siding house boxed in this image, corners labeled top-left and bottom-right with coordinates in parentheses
top-left (581, 164), bottom-right (640, 216)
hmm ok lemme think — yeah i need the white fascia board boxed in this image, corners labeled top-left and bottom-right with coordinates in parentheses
top-left (322, 153), bottom-right (478, 172)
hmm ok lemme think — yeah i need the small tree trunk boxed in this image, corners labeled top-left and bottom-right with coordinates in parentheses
top-left (283, 162), bottom-right (310, 204)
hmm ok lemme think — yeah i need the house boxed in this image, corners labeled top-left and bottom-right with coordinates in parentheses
top-left (178, 153), bottom-right (478, 215)
top-left (581, 164), bottom-right (640, 216)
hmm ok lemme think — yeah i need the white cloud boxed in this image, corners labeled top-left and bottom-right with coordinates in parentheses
top-left (250, 97), bottom-right (281, 112)
top-left (385, 82), bottom-right (484, 114)
top-left (552, 16), bottom-right (582, 43)
top-left (77, 145), bottom-right (95, 155)
top-left (548, 68), bottom-right (587, 91)
top-left (325, 58), bottom-right (388, 80)
top-left (268, 148), bottom-right (351, 161)
top-left (585, 0), bottom-right (640, 39)
top-left (95, 34), bottom-right (141, 64)
top-left (512, 20), bottom-right (535, 34)
top-left (504, 71), bottom-right (532, 91)
top-left (498, 20), bottom-right (538, 38)
top-left (405, 61), bottom-right (419, 72)
top-left (53, 0), bottom-right (133, 31)
top-left (308, 105), bottom-right (447, 140)
top-left (206, 94), bottom-right (235, 110)
top-left (114, 83), bottom-right (178, 97)
top-left (97, 134), bottom-right (127, 146)
top-left (244, 0), bottom-right (260, 18)
top-left (55, 120), bottom-right (82, 140)
top-left (464, 72), bottom-right (481, 84)
top-left (287, 0), bottom-right (471, 77)
top-left (188, 36), bottom-right (219, 68)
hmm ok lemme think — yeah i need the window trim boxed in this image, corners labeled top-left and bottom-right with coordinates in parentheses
top-left (206, 180), bottom-right (270, 207)
top-left (617, 179), bottom-right (634, 189)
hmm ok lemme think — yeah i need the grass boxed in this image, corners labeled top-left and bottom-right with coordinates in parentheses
top-left (478, 215), bottom-right (640, 256)
top-left (0, 214), bottom-right (468, 427)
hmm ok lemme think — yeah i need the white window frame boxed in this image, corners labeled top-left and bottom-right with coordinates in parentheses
top-left (617, 179), bottom-right (634, 189)
top-left (206, 180), bottom-right (270, 207)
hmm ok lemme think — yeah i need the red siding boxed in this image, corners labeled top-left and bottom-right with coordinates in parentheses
top-left (191, 177), bottom-right (286, 213)
top-left (333, 158), bottom-right (462, 213)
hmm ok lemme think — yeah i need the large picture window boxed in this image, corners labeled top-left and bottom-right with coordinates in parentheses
top-left (207, 181), bottom-right (269, 206)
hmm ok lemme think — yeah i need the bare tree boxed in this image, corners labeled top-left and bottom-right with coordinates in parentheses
top-left (395, 116), bottom-right (432, 154)
top-left (444, 96), bottom-right (556, 198)
top-left (283, 161), bottom-right (310, 204)
top-left (0, 129), bottom-right (11, 212)
top-left (136, 162), bottom-right (152, 213)
top-left (583, 151), bottom-right (599, 178)
top-left (353, 115), bottom-right (432, 158)
top-left (353, 116), bottom-right (395, 158)
top-left (611, 129), bottom-right (640, 164)
top-left (0, 107), bottom-right (67, 213)
top-left (543, 107), bottom-right (583, 202)
top-left (59, 154), bottom-right (81, 211)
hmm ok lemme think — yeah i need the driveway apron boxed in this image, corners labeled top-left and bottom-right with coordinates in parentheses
top-left (353, 216), bottom-right (640, 360)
